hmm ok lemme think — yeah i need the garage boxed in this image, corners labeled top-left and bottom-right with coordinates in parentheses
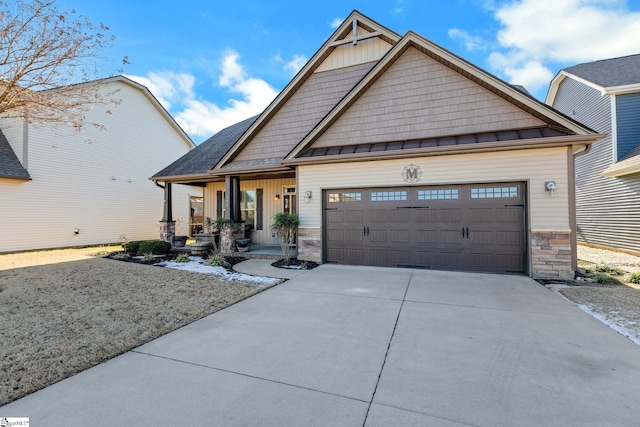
top-left (324, 183), bottom-right (526, 273)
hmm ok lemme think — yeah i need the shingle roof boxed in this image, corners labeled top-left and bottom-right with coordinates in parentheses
top-left (0, 129), bottom-right (30, 180)
top-left (152, 115), bottom-right (258, 179)
top-left (564, 54), bottom-right (640, 87)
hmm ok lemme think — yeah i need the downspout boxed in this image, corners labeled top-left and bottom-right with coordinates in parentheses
top-left (155, 180), bottom-right (172, 222)
top-left (569, 143), bottom-right (593, 274)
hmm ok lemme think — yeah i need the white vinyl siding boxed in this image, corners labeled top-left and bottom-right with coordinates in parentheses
top-left (298, 147), bottom-right (571, 232)
top-left (204, 178), bottom-right (296, 244)
top-left (0, 80), bottom-right (198, 253)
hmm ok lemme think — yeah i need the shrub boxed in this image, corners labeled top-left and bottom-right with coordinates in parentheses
top-left (628, 272), bottom-right (640, 284)
top-left (271, 212), bottom-right (300, 263)
top-left (142, 252), bottom-right (155, 262)
top-left (111, 252), bottom-right (130, 260)
top-left (133, 240), bottom-right (171, 256)
top-left (124, 240), bottom-right (142, 254)
top-left (205, 255), bottom-right (230, 269)
top-left (175, 253), bottom-right (190, 263)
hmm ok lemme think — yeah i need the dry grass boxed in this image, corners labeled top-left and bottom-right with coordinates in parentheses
top-left (0, 255), bottom-right (278, 406)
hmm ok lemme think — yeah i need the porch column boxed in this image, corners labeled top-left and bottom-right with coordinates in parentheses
top-left (225, 175), bottom-right (241, 222)
top-left (156, 181), bottom-right (175, 243)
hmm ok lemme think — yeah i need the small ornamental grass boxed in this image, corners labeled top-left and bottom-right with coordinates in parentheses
top-left (175, 253), bottom-right (190, 263)
top-left (205, 255), bottom-right (230, 269)
top-left (628, 272), bottom-right (640, 284)
top-left (593, 264), bottom-right (626, 275)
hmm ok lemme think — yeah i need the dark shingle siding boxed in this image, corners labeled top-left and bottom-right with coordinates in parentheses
top-left (564, 54), bottom-right (640, 88)
top-left (152, 115), bottom-right (258, 179)
top-left (0, 129), bottom-right (30, 180)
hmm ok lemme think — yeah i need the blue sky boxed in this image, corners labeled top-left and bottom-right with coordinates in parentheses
top-left (55, 0), bottom-right (640, 143)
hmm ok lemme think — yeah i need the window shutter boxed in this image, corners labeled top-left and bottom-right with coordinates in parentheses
top-left (256, 188), bottom-right (263, 230)
top-left (216, 191), bottom-right (223, 218)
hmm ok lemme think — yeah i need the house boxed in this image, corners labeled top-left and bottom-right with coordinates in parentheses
top-left (0, 76), bottom-right (200, 253)
top-left (547, 54), bottom-right (640, 254)
top-left (153, 11), bottom-right (603, 279)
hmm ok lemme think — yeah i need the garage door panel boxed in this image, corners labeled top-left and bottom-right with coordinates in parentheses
top-left (415, 228), bottom-right (438, 244)
top-left (345, 210), bottom-right (364, 222)
top-left (388, 230), bottom-right (410, 243)
top-left (438, 208), bottom-right (462, 221)
top-left (369, 210), bottom-right (388, 222)
top-left (326, 211), bottom-right (344, 222)
top-left (414, 209), bottom-right (437, 222)
top-left (495, 231), bottom-right (523, 246)
top-left (371, 248), bottom-right (410, 265)
top-left (388, 209), bottom-right (410, 222)
top-left (494, 208), bottom-right (522, 222)
top-left (467, 208), bottom-right (493, 222)
top-left (370, 229), bottom-right (389, 243)
top-left (438, 229), bottom-right (464, 245)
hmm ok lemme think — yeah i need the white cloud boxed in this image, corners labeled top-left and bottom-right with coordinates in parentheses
top-left (448, 28), bottom-right (488, 51)
top-left (127, 50), bottom-right (279, 140)
top-left (494, 0), bottom-right (640, 62)
top-left (392, 0), bottom-right (406, 14)
top-left (330, 17), bottom-right (343, 29)
top-left (467, 0), bottom-right (640, 94)
top-left (284, 54), bottom-right (307, 75)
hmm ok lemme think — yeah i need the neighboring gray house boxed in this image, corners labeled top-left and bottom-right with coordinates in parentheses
top-left (547, 54), bottom-right (640, 254)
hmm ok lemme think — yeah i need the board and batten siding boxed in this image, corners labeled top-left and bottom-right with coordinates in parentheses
top-left (311, 47), bottom-right (544, 149)
top-left (204, 178), bottom-right (296, 245)
top-left (298, 147), bottom-right (572, 233)
top-left (315, 36), bottom-right (392, 73)
top-left (0, 81), bottom-right (198, 253)
top-left (552, 77), bottom-right (640, 253)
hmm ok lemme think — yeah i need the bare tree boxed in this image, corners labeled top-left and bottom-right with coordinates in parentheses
top-left (0, 0), bottom-right (123, 129)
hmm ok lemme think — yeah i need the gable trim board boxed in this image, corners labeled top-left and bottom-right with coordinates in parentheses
top-left (155, 11), bottom-right (603, 279)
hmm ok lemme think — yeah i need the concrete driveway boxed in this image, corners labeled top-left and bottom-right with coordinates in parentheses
top-left (3, 265), bottom-right (640, 426)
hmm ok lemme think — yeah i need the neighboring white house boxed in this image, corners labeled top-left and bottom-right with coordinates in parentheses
top-left (0, 76), bottom-right (200, 253)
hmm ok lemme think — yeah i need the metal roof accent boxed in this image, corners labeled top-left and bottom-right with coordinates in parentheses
top-left (297, 126), bottom-right (572, 158)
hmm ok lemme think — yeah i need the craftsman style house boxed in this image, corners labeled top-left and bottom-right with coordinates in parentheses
top-left (0, 76), bottom-right (199, 253)
top-left (547, 54), bottom-right (640, 254)
top-left (153, 11), bottom-right (603, 279)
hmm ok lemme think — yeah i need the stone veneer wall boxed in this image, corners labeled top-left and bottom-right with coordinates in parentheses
top-left (297, 227), bottom-right (322, 262)
top-left (159, 221), bottom-right (176, 244)
top-left (531, 231), bottom-right (573, 280)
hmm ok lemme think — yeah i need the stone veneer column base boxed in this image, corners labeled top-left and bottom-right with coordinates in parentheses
top-left (531, 231), bottom-right (573, 280)
top-left (297, 227), bottom-right (322, 263)
top-left (159, 221), bottom-right (176, 244)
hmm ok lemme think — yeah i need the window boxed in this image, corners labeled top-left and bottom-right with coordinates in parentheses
top-left (241, 190), bottom-right (256, 227)
top-left (328, 192), bottom-right (362, 202)
top-left (418, 188), bottom-right (459, 200)
top-left (471, 186), bottom-right (518, 199)
top-left (371, 191), bottom-right (407, 201)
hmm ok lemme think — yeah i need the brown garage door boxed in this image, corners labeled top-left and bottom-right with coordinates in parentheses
top-left (324, 183), bottom-right (526, 273)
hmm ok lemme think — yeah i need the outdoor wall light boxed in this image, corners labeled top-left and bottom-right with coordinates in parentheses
top-left (274, 194), bottom-right (280, 201)
top-left (73, 228), bottom-right (80, 235)
top-left (305, 191), bottom-right (312, 198)
top-left (545, 181), bottom-right (557, 197)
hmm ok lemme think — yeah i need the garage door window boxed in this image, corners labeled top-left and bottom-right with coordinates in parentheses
top-left (371, 191), bottom-right (407, 201)
top-left (329, 192), bottom-right (362, 202)
top-left (418, 188), bottom-right (459, 200)
top-left (471, 186), bottom-right (518, 199)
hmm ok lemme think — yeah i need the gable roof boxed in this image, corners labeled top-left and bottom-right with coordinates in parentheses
top-left (547, 54), bottom-right (640, 103)
top-left (213, 10), bottom-right (401, 170)
top-left (152, 115), bottom-right (257, 181)
top-left (285, 30), bottom-right (598, 162)
top-left (0, 129), bottom-right (30, 180)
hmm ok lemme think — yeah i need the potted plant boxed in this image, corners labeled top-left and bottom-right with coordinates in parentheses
top-left (271, 212), bottom-right (299, 264)
top-left (173, 217), bottom-right (188, 247)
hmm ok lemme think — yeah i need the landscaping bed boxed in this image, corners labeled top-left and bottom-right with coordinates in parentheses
top-left (0, 252), bottom-right (279, 406)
